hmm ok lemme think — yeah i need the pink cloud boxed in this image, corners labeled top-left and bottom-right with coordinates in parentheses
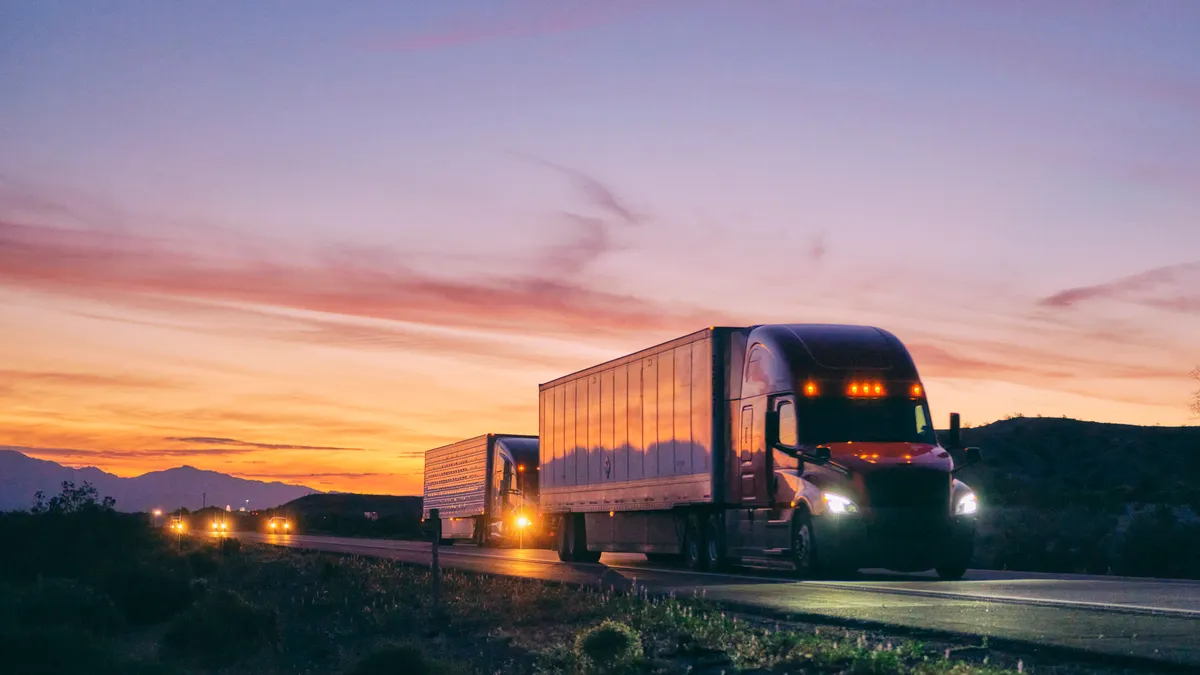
top-left (1039, 262), bottom-right (1200, 313)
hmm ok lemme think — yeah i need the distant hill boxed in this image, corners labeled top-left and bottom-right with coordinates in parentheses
top-left (276, 493), bottom-right (423, 539)
top-left (950, 417), bottom-right (1200, 509)
top-left (0, 449), bottom-right (321, 513)
top-left (942, 417), bottom-right (1200, 577)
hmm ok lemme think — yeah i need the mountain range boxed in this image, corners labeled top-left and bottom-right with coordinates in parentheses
top-left (0, 449), bottom-right (321, 513)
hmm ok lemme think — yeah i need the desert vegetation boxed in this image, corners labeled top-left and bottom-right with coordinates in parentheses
top-left (0, 481), bottom-right (1116, 675)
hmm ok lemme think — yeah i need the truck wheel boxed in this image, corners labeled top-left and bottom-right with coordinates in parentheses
top-left (791, 511), bottom-right (820, 577)
top-left (703, 514), bottom-right (726, 572)
top-left (573, 514), bottom-right (601, 564)
top-left (684, 515), bottom-right (707, 571)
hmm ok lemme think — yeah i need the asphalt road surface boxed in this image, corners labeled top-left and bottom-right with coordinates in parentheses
top-left (228, 532), bottom-right (1200, 668)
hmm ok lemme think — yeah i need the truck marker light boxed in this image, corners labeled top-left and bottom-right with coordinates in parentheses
top-left (804, 381), bottom-right (819, 396)
top-left (911, 384), bottom-right (923, 397)
top-left (850, 383), bottom-right (860, 395)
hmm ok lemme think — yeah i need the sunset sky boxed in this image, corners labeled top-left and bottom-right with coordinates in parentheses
top-left (2, 1), bottom-right (1198, 495)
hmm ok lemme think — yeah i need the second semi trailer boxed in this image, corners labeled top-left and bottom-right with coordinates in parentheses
top-left (422, 433), bottom-right (544, 547)
top-left (537, 324), bottom-right (981, 579)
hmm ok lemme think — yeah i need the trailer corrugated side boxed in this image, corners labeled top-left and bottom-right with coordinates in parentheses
top-left (538, 328), bottom-right (739, 512)
top-left (422, 435), bottom-right (492, 520)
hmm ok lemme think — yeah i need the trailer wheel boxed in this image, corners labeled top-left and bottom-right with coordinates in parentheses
top-left (684, 515), bottom-right (707, 571)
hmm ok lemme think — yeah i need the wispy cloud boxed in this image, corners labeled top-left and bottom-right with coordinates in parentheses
top-left (0, 221), bottom-right (725, 346)
top-left (511, 151), bottom-right (644, 226)
top-left (370, 0), bottom-right (653, 53)
top-left (0, 160), bottom-right (728, 347)
top-left (239, 471), bottom-right (394, 481)
top-left (6, 445), bottom-right (264, 461)
top-left (1039, 262), bottom-right (1200, 313)
top-left (0, 370), bottom-right (179, 390)
top-left (165, 437), bottom-right (363, 451)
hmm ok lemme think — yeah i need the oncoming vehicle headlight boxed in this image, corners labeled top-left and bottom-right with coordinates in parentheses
top-left (516, 516), bottom-right (531, 529)
top-left (956, 493), bottom-right (979, 516)
top-left (822, 492), bottom-right (859, 515)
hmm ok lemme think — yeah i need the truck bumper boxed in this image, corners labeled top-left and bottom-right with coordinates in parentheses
top-left (814, 513), bottom-right (976, 572)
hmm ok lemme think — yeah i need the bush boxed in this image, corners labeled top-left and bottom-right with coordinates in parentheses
top-left (573, 620), bottom-right (644, 675)
top-left (0, 627), bottom-right (178, 675)
top-left (0, 579), bottom-right (124, 637)
top-left (0, 510), bottom-right (164, 583)
top-left (344, 642), bottom-right (466, 675)
top-left (101, 566), bottom-right (196, 626)
top-left (187, 549), bottom-right (221, 578)
top-left (160, 588), bottom-right (278, 668)
top-left (1117, 508), bottom-right (1200, 579)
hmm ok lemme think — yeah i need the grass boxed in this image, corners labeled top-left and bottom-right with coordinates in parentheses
top-left (0, 505), bottom-right (1157, 674)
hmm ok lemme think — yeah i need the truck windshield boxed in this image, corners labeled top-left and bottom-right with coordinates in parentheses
top-left (797, 399), bottom-right (937, 445)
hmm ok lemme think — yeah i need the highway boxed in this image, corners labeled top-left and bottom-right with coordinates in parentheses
top-left (231, 532), bottom-right (1200, 669)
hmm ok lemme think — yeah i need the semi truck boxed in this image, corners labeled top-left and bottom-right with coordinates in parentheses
top-left (421, 433), bottom-right (545, 547)
top-left (538, 324), bottom-right (981, 579)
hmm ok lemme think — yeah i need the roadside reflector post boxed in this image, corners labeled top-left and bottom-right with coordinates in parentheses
top-left (430, 508), bottom-right (441, 612)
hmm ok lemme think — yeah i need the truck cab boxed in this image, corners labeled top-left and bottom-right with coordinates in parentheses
top-left (485, 436), bottom-right (543, 546)
top-left (728, 324), bottom-right (980, 579)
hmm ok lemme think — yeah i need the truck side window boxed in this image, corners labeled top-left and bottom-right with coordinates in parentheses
top-left (914, 405), bottom-right (930, 437)
top-left (502, 459), bottom-right (514, 494)
top-left (777, 401), bottom-right (798, 448)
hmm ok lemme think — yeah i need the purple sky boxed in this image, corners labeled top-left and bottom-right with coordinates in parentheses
top-left (1, 1), bottom-right (1198, 492)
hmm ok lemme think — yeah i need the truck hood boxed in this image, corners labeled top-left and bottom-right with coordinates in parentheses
top-left (818, 442), bottom-right (952, 473)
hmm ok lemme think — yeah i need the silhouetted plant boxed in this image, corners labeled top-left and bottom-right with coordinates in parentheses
top-left (1190, 366), bottom-right (1199, 417)
top-left (1, 579), bottom-right (124, 637)
top-left (160, 588), bottom-right (279, 668)
top-left (344, 641), bottom-right (467, 675)
top-left (31, 480), bottom-right (116, 514)
top-left (101, 565), bottom-right (197, 626)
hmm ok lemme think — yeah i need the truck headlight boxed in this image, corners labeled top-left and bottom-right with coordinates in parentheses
top-left (516, 516), bottom-right (531, 529)
top-left (955, 493), bottom-right (978, 516)
top-left (823, 492), bottom-right (859, 515)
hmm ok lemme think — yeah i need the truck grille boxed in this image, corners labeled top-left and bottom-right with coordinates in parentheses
top-left (863, 467), bottom-right (949, 513)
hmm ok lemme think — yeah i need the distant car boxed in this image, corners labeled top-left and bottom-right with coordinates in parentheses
top-left (168, 517), bottom-right (186, 532)
top-left (210, 519), bottom-right (230, 532)
top-left (267, 516), bottom-right (291, 532)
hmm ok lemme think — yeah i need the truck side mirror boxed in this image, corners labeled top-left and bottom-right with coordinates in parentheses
top-left (805, 445), bottom-right (831, 464)
top-left (945, 412), bottom-right (962, 450)
top-left (953, 446), bottom-right (981, 474)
